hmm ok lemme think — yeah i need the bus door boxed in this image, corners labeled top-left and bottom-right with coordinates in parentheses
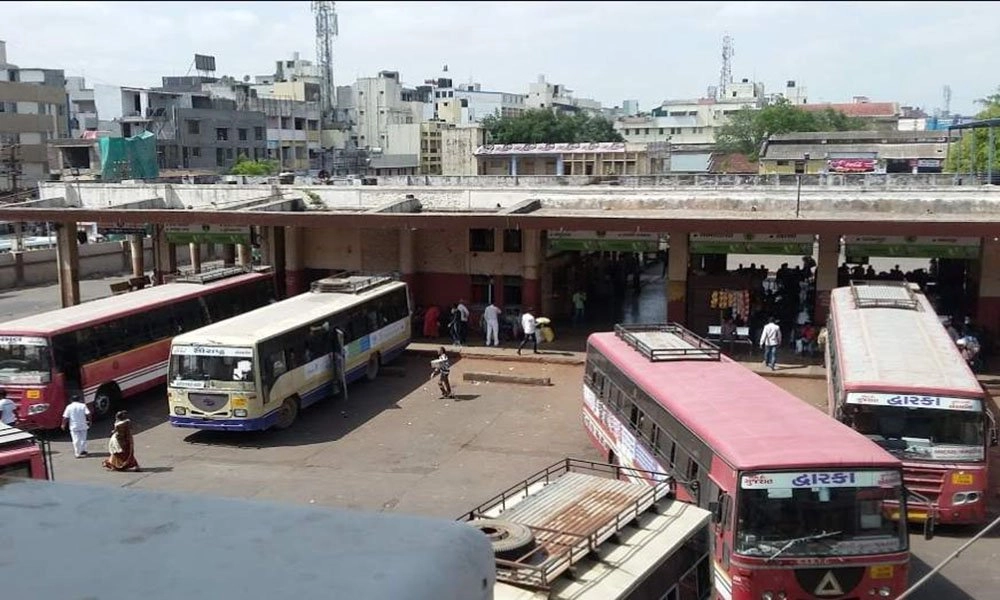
top-left (707, 481), bottom-right (734, 587)
top-left (334, 328), bottom-right (347, 400)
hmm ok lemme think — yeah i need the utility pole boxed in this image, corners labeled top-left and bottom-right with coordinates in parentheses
top-left (1, 143), bottom-right (24, 251)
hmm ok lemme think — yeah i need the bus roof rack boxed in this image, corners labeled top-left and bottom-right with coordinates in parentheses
top-left (310, 272), bottom-right (399, 294)
top-left (614, 323), bottom-right (721, 362)
top-left (174, 265), bottom-right (265, 285)
top-left (849, 280), bottom-right (919, 310)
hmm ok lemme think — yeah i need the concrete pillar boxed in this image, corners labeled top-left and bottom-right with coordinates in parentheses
top-left (152, 225), bottom-right (170, 284)
top-left (666, 232), bottom-right (689, 325)
top-left (167, 242), bottom-right (178, 275)
top-left (522, 229), bottom-right (542, 312)
top-left (556, 155), bottom-right (565, 176)
top-left (129, 234), bottom-right (144, 278)
top-left (399, 227), bottom-right (416, 295)
top-left (11, 251), bottom-right (24, 286)
top-left (236, 243), bottom-right (251, 267)
top-left (55, 221), bottom-right (81, 307)
top-left (222, 243), bottom-right (236, 268)
top-left (510, 156), bottom-right (518, 176)
top-left (284, 226), bottom-right (305, 296)
top-left (814, 233), bottom-right (839, 326)
top-left (976, 237), bottom-right (1000, 338)
top-left (189, 242), bottom-right (202, 274)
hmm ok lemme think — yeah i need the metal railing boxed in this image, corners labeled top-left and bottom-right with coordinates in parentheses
top-left (614, 323), bottom-right (721, 362)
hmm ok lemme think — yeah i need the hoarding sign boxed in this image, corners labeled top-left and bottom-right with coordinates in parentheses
top-left (165, 225), bottom-right (251, 245)
top-left (828, 158), bottom-right (876, 173)
top-left (690, 233), bottom-right (815, 255)
top-left (844, 235), bottom-right (980, 260)
top-left (547, 230), bottom-right (660, 253)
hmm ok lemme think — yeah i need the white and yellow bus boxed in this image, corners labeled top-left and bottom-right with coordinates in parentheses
top-left (167, 274), bottom-right (411, 431)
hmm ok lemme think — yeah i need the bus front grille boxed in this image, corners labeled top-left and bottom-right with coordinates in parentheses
top-left (903, 466), bottom-right (945, 503)
top-left (187, 393), bottom-right (229, 413)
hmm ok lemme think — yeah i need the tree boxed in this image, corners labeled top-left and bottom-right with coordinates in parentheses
top-left (481, 109), bottom-right (624, 144)
top-left (230, 154), bottom-right (278, 176)
top-left (944, 89), bottom-right (1000, 174)
top-left (714, 100), bottom-right (866, 160)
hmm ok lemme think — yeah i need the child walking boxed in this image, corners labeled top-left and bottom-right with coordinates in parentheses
top-left (431, 346), bottom-right (453, 399)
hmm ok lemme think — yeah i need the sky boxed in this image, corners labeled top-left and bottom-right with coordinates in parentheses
top-left (2, 1), bottom-right (999, 115)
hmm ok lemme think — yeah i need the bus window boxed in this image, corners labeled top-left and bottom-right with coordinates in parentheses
top-left (0, 460), bottom-right (32, 478)
top-left (267, 351), bottom-right (287, 379)
top-left (0, 338), bottom-right (52, 384)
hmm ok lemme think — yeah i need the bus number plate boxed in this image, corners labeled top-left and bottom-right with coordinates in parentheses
top-left (952, 473), bottom-right (973, 485)
top-left (869, 565), bottom-right (893, 579)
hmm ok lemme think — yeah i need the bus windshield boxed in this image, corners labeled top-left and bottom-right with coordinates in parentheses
top-left (169, 349), bottom-right (255, 391)
top-left (736, 470), bottom-right (906, 559)
top-left (851, 406), bottom-right (984, 462)
top-left (0, 336), bottom-right (51, 384)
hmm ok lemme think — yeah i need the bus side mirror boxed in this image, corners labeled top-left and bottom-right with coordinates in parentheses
top-left (708, 501), bottom-right (721, 524)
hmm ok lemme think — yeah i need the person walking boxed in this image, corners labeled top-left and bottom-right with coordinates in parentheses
top-left (518, 308), bottom-right (539, 355)
top-left (61, 394), bottom-right (92, 458)
top-left (571, 290), bottom-right (587, 327)
top-left (103, 410), bottom-right (140, 472)
top-left (483, 301), bottom-right (502, 347)
top-left (0, 389), bottom-right (17, 426)
top-left (447, 304), bottom-right (462, 346)
top-left (456, 299), bottom-right (470, 344)
top-left (431, 346), bottom-right (453, 399)
top-left (759, 317), bottom-right (782, 371)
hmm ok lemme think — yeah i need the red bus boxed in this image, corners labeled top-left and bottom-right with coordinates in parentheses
top-left (0, 422), bottom-right (51, 480)
top-left (585, 324), bottom-right (910, 600)
top-left (826, 281), bottom-right (997, 525)
top-left (0, 268), bottom-right (275, 430)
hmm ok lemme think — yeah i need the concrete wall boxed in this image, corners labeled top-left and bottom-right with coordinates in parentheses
top-left (0, 240), bottom-right (201, 290)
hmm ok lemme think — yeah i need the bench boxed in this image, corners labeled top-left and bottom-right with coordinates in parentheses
top-left (109, 281), bottom-right (132, 295)
top-left (707, 325), bottom-right (754, 355)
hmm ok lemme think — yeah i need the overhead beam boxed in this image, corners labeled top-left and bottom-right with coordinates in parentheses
top-left (111, 197), bottom-right (168, 210)
top-left (2, 196), bottom-right (72, 209)
top-left (368, 194), bottom-right (422, 214)
top-left (248, 197), bottom-right (306, 212)
top-left (0, 205), bottom-right (997, 237)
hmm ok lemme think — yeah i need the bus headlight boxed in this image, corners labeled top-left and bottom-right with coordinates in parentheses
top-left (233, 409), bottom-right (248, 417)
top-left (953, 492), bottom-right (980, 505)
top-left (27, 403), bottom-right (50, 415)
top-left (761, 592), bottom-right (773, 600)
top-left (173, 407), bottom-right (187, 416)
top-left (879, 586), bottom-right (892, 597)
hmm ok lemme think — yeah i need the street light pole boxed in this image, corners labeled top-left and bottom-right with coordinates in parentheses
top-left (795, 152), bottom-right (810, 218)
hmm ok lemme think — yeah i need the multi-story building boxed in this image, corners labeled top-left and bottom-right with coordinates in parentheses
top-left (351, 71), bottom-right (431, 153)
top-left (66, 76), bottom-right (97, 138)
top-left (526, 75), bottom-right (603, 116)
top-left (615, 77), bottom-right (766, 147)
top-left (758, 130), bottom-right (952, 175)
top-left (0, 41), bottom-right (69, 192)
top-left (476, 142), bottom-right (651, 176)
top-left (428, 78), bottom-right (526, 125)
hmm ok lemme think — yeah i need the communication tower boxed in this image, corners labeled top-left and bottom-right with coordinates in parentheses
top-left (942, 85), bottom-right (952, 117)
top-left (312, 1), bottom-right (339, 123)
top-left (719, 34), bottom-right (734, 101)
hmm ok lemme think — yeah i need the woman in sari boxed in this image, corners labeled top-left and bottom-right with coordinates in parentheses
top-left (103, 411), bottom-right (140, 472)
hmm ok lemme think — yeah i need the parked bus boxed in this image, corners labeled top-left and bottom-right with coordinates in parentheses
top-left (0, 422), bottom-right (52, 480)
top-left (826, 281), bottom-right (997, 526)
top-left (585, 324), bottom-right (910, 600)
top-left (167, 274), bottom-right (411, 431)
top-left (0, 267), bottom-right (275, 430)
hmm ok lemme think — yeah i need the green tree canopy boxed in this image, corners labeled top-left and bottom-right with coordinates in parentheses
top-left (714, 101), bottom-right (866, 160)
top-left (230, 155), bottom-right (278, 176)
top-left (944, 90), bottom-right (1000, 174)
top-left (481, 109), bottom-right (624, 144)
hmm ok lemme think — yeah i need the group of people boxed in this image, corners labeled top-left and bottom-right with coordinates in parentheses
top-left (0, 390), bottom-right (140, 472)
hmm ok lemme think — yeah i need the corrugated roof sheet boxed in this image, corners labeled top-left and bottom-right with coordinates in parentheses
top-left (475, 142), bottom-right (628, 156)
top-left (763, 142), bottom-right (948, 160)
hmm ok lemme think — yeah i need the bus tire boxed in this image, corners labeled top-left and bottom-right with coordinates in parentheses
top-left (92, 385), bottom-right (120, 420)
top-left (365, 353), bottom-right (381, 381)
top-left (467, 519), bottom-right (536, 561)
top-left (273, 397), bottom-right (299, 430)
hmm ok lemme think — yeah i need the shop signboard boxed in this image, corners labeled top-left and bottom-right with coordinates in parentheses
top-left (828, 158), bottom-right (877, 173)
top-left (844, 235), bottom-right (980, 261)
top-left (165, 224), bottom-right (252, 245)
top-left (97, 222), bottom-right (149, 236)
top-left (689, 233), bottom-right (815, 255)
top-left (547, 230), bottom-right (661, 253)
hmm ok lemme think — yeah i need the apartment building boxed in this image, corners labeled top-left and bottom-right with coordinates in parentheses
top-left (0, 41), bottom-right (69, 192)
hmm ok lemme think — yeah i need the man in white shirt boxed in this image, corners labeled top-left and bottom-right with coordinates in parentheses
top-left (456, 299), bottom-right (470, 344)
top-left (0, 390), bottom-right (16, 426)
top-left (759, 317), bottom-right (782, 371)
top-left (61, 394), bottom-right (92, 458)
top-left (483, 302), bottom-right (502, 347)
top-left (517, 308), bottom-right (539, 355)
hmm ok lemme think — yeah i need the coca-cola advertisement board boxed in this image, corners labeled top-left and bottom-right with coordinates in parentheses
top-left (827, 158), bottom-right (876, 173)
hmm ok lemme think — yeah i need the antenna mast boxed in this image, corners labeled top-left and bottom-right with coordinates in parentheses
top-left (942, 85), bottom-right (952, 117)
top-left (719, 34), bottom-right (734, 101)
top-left (312, 1), bottom-right (338, 124)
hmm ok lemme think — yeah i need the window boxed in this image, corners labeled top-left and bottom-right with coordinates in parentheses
top-left (191, 147), bottom-right (201, 158)
top-left (216, 127), bottom-right (229, 141)
top-left (503, 276), bottom-right (522, 306)
top-left (502, 229), bottom-right (522, 253)
top-left (658, 128), bottom-right (664, 135)
top-left (254, 126), bottom-right (264, 141)
top-left (469, 228), bottom-right (495, 252)
top-left (186, 120), bottom-right (200, 135)
top-left (471, 275), bottom-right (492, 304)
top-left (238, 128), bottom-right (248, 141)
